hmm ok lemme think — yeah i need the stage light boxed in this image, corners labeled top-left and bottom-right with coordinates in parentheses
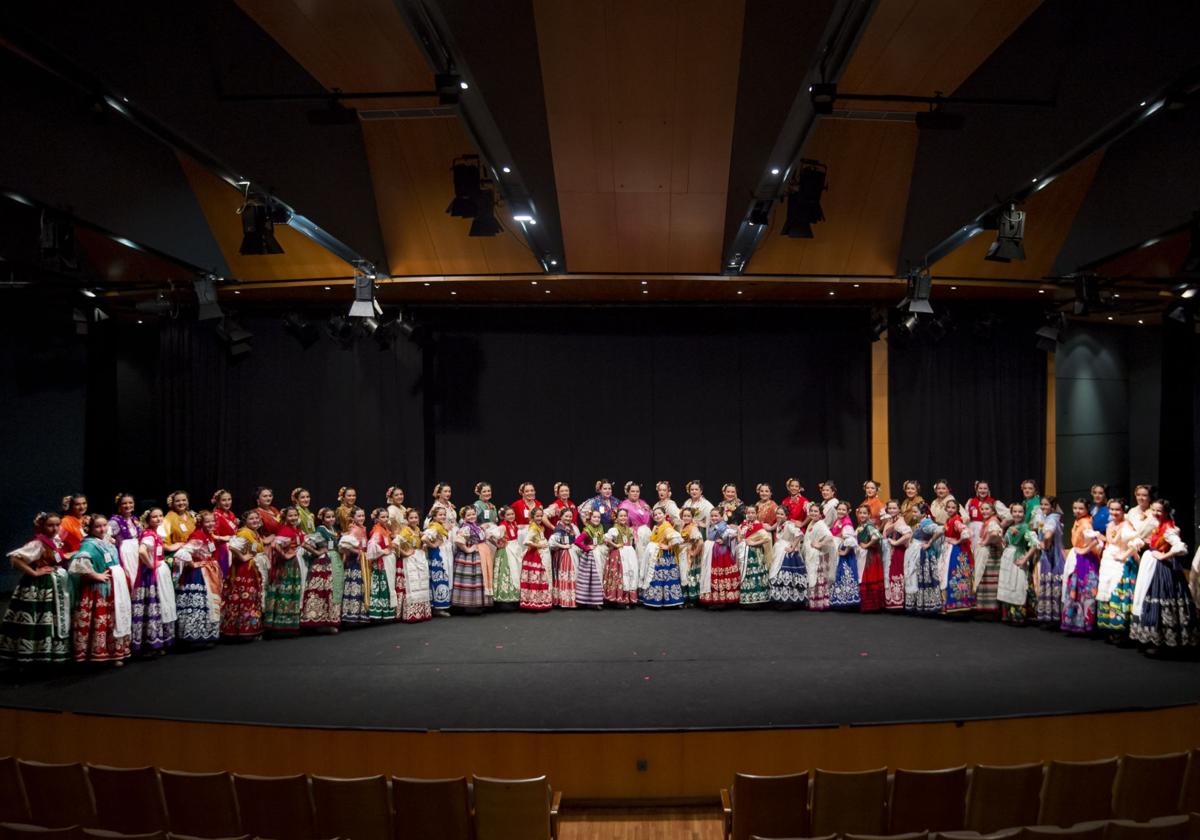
top-left (81, 288), bottom-right (97, 298)
top-left (216, 318), bottom-right (253, 357)
top-left (770, 167), bottom-right (780, 176)
top-left (326, 315), bottom-right (359, 349)
top-left (501, 166), bottom-right (511, 174)
top-left (1073, 275), bottom-right (1100, 315)
top-left (283, 312), bottom-right (320, 349)
top-left (194, 276), bottom-right (223, 321)
top-left (469, 190), bottom-right (502, 237)
top-left (1182, 287), bottom-right (1198, 299)
top-left (901, 269), bottom-right (933, 314)
top-left (984, 205), bottom-right (1026, 262)
top-left (434, 74), bottom-right (464, 106)
top-left (748, 200), bottom-right (772, 227)
top-left (349, 265), bottom-right (380, 318)
top-left (136, 290), bottom-right (175, 316)
top-left (447, 158), bottom-right (482, 218)
top-left (239, 202), bottom-right (284, 255)
top-left (870, 309), bottom-right (888, 342)
top-left (809, 82), bottom-right (836, 115)
top-left (1035, 312), bottom-right (1067, 353)
top-left (373, 318), bottom-right (402, 350)
top-left (780, 161), bottom-right (826, 239)
top-left (460, 80), bottom-right (469, 90)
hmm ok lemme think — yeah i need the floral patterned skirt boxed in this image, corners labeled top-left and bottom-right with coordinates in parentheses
top-left (368, 566), bottom-right (395, 622)
top-left (73, 580), bottom-right (131, 663)
top-left (220, 562), bottom-right (262, 638)
top-left (1129, 562), bottom-right (1198, 648)
top-left (603, 550), bottom-right (636, 605)
top-left (906, 548), bottom-right (944, 614)
top-left (739, 547), bottom-right (769, 607)
top-left (1061, 554), bottom-right (1099, 635)
top-left (340, 557), bottom-right (370, 626)
top-left (701, 544), bottom-right (740, 606)
top-left (176, 567), bottom-right (220, 645)
top-left (519, 549), bottom-right (552, 611)
top-left (884, 548), bottom-right (904, 611)
top-left (492, 548), bottom-right (521, 603)
top-left (300, 557), bottom-right (339, 629)
top-left (552, 549), bottom-right (577, 608)
top-left (859, 547), bottom-right (885, 613)
top-left (132, 564), bottom-right (176, 651)
top-left (642, 549), bottom-right (684, 608)
top-left (263, 558), bottom-right (302, 633)
top-left (830, 553), bottom-right (860, 610)
top-left (769, 550), bottom-right (807, 607)
top-left (1097, 557), bottom-right (1138, 634)
top-left (0, 573), bottom-right (70, 664)
top-left (1037, 552), bottom-right (1064, 625)
top-left (943, 544), bottom-right (975, 614)
top-left (428, 547), bottom-right (451, 610)
top-left (808, 554), bottom-right (830, 611)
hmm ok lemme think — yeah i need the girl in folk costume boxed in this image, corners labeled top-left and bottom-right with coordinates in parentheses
top-left (161, 491), bottom-right (197, 558)
top-left (335, 487), bottom-right (358, 534)
top-left (451, 505), bottom-right (488, 612)
top-left (1097, 499), bottom-right (1143, 638)
top-left (858, 480), bottom-right (884, 526)
top-left (397, 509), bottom-right (432, 623)
top-left (1060, 499), bottom-right (1101, 635)
top-left (899, 481), bottom-right (924, 527)
top-left (641, 507), bottom-right (685, 608)
top-left (779, 478), bottom-right (810, 525)
top-left (549, 509), bottom-right (580, 609)
top-left (717, 483), bottom-right (747, 526)
top-left (574, 512), bottom-right (605, 609)
top-left (966, 481), bottom-right (1002, 561)
top-left (132, 508), bottom-right (175, 654)
top-left (768, 514), bottom-right (807, 608)
top-left (929, 480), bottom-right (955, 526)
top-left (1036, 497), bottom-right (1066, 626)
top-left (829, 502), bottom-right (861, 610)
top-left (299, 508), bottom-right (340, 631)
top-left (366, 508), bottom-right (397, 623)
top-left (338, 508), bottom-right (370, 626)
top-left (385, 486), bottom-right (408, 536)
top-left (884, 501), bottom-right (913, 612)
top-left (939, 499), bottom-right (975, 615)
top-left (973, 500), bottom-right (1005, 618)
top-left (997, 503), bottom-right (1040, 626)
top-left (59, 494), bottom-right (88, 558)
top-left (254, 487), bottom-right (282, 538)
top-left (222, 509), bottom-right (265, 639)
top-left (803, 501), bottom-right (837, 611)
top-left (818, 481), bottom-right (840, 528)
top-left (174, 511), bottom-right (221, 646)
top-left (1130, 499), bottom-right (1197, 653)
top-left (292, 488), bottom-right (316, 535)
top-left (69, 516), bottom-right (132, 665)
top-left (489, 506), bottom-right (522, 609)
top-left (544, 482), bottom-right (578, 529)
top-left (519, 507), bottom-right (553, 611)
top-left (754, 483), bottom-right (779, 535)
top-left (472, 482), bottom-right (499, 527)
top-left (907, 504), bottom-right (944, 615)
top-left (109, 493), bottom-right (143, 584)
top-left (423, 505), bottom-right (453, 616)
top-left (1127, 484), bottom-right (1157, 541)
top-left (264, 507), bottom-right (305, 633)
top-left (1, 514), bottom-right (71, 664)
top-left (1020, 480), bottom-right (1043, 529)
top-left (602, 507), bottom-right (640, 607)
top-left (701, 507), bottom-right (740, 607)
top-left (470, 484), bottom-right (497, 600)
top-left (735, 505), bottom-right (772, 608)
top-left (619, 482), bottom-right (653, 532)
top-left (580, 480), bottom-right (618, 528)
top-left (210, 490), bottom-right (238, 577)
top-left (855, 505), bottom-right (885, 612)
top-left (676, 507), bottom-right (704, 605)
top-left (683, 481), bottom-right (715, 537)
top-left (511, 482), bottom-right (543, 526)
top-left (1088, 484), bottom-right (1111, 539)
top-left (653, 481), bottom-right (682, 529)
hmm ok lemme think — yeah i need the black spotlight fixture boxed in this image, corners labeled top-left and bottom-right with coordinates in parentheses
top-left (780, 160), bottom-right (827, 239)
top-left (39, 210), bottom-right (78, 270)
top-left (1035, 312), bottom-right (1067, 353)
top-left (447, 155), bottom-right (482, 218)
top-left (216, 318), bottom-right (253, 358)
top-left (434, 73), bottom-right (465, 106)
top-left (469, 189), bottom-right (502, 237)
top-left (349, 264), bottom-right (380, 318)
top-left (984, 204), bottom-right (1026, 262)
top-left (809, 82), bottom-right (837, 115)
top-left (869, 307), bottom-right (888, 342)
top-left (239, 201), bottom-right (284, 256)
top-left (372, 317), bottom-right (402, 350)
top-left (283, 312), bottom-right (320, 349)
top-left (901, 268), bottom-right (934, 314)
top-left (748, 200), bottom-right (772, 227)
top-left (194, 275), bottom-right (223, 321)
top-left (326, 315), bottom-right (359, 349)
top-left (1072, 274), bottom-right (1101, 315)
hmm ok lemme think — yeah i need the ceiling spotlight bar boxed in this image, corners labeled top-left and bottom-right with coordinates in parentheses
top-left (813, 87), bottom-right (1056, 110)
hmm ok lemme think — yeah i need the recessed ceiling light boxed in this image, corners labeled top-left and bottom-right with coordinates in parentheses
top-left (531, 281), bottom-right (538, 286)
top-left (852, 283), bottom-right (860, 288)
top-left (950, 286), bottom-right (957, 290)
top-left (1137, 319), bottom-right (1144, 324)
top-left (1113, 293), bottom-right (1120, 298)
top-left (828, 290), bottom-right (835, 296)
top-left (502, 166), bottom-right (511, 174)
top-left (324, 286), bottom-right (331, 290)
top-left (1107, 316), bottom-right (1114, 321)
top-left (1032, 178), bottom-right (1038, 183)
top-left (737, 290), bottom-right (743, 295)
top-left (513, 214), bottom-right (535, 223)
top-left (1038, 289), bottom-right (1045, 294)
top-left (549, 259), bottom-right (557, 266)
top-left (137, 319), bottom-right (143, 324)
top-left (450, 291), bottom-right (457, 295)
top-left (1140, 101), bottom-right (1147, 107)
top-left (544, 290), bottom-right (550, 294)
top-left (423, 282), bottom-right (431, 287)
top-left (641, 280), bottom-right (648, 285)
top-left (770, 167), bottom-right (780, 175)
top-left (459, 81), bottom-right (469, 90)
top-left (641, 290), bottom-right (648, 295)
top-left (233, 290), bottom-right (241, 295)
top-left (82, 289), bottom-right (97, 298)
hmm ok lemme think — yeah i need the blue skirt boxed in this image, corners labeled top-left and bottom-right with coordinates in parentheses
top-left (428, 546), bottom-right (451, 610)
top-left (641, 550), bottom-right (683, 608)
top-left (769, 550), bottom-right (808, 606)
top-left (830, 553), bottom-right (860, 609)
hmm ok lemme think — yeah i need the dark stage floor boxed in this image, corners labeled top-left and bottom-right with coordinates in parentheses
top-left (2, 611), bottom-right (1198, 732)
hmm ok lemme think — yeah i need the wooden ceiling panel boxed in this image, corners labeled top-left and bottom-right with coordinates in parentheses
top-left (669, 193), bottom-right (728, 274)
top-left (558, 192), bottom-right (619, 272)
top-left (615, 192), bottom-right (673, 273)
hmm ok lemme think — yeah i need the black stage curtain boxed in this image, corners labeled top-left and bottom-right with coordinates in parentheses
top-left (423, 306), bottom-right (871, 511)
top-left (887, 307), bottom-right (1046, 504)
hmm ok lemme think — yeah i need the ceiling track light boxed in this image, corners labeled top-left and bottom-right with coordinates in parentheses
top-left (349, 263), bottom-right (380, 317)
top-left (194, 275), bottom-right (223, 321)
top-left (780, 160), bottom-right (827, 239)
top-left (984, 204), bottom-right (1026, 262)
top-left (900, 268), bottom-right (933, 314)
top-left (238, 198), bottom-right (285, 255)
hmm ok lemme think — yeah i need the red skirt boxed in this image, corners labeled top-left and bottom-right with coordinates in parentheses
top-left (73, 580), bottom-right (131, 662)
top-left (859, 545), bottom-right (885, 612)
top-left (519, 549), bottom-right (552, 611)
top-left (700, 542), bottom-right (740, 605)
top-left (603, 548), bottom-right (635, 605)
top-left (221, 561), bottom-right (263, 637)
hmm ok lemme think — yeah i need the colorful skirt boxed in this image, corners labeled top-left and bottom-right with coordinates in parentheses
top-left (519, 549), bottom-right (552, 611)
top-left (0, 572), bottom-right (70, 664)
top-left (769, 549), bottom-right (808, 607)
top-left (300, 557), bottom-right (339, 628)
top-left (1097, 557), bottom-right (1138, 634)
top-left (1129, 561), bottom-right (1198, 648)
top-left (830, 553), bottom-right (861, 610)
top-left (943, 544), bottom-right (975, 614)
top-left (883, 545), bottom-right (904, 610)
top-left (642, 549), bottom-right (684, 608)
top-left (975, 546), bottom-right (1002, 616)
top-left (859, 547), bottom-right (885, 613)
top-left (340, 555), bottom-right (370, 626)
top-left (603, 549), bottom-right (636, 605)
top-left (552, 549), bottom-right (577, 608)
top-left (1037, 552), bottom-right (1064, 625)
top-left (451, 549), bottom-right (486, 609)
top-left (220, 562), bottom-right (262, 638)
top-left (492, 548), bottom-right (521, 603)
top-left (329, 552), bottom-right (345, 615)
top-left (1061, 553), bottom-right (1099, 635)
top-left (73, 580), bottom-right (131, 663)
top-left (132, 564), bottom-right (176, 651)
top-left (368, 565), bottom-right (395, 622)
top-left (739, 546), bottom-right (770, 607)
top-left (176, 566), bottom-right (220, 645)
top-left (1001, 562), bottom-right (1036, 627)
top-left (402, 553), bottom-right (432, 622)
top-left (906, 547), bottom-right (944, 614)
top-left (428, 547), bottom-right (451, 610)
top-left (263, 558), bottom-right (303, 633)
top-left (807, 551), bottom-right (830, 611)
top-left (701, 543), bottom-right (740, 606)
top-left (576, 551), bottom-right (604, 606)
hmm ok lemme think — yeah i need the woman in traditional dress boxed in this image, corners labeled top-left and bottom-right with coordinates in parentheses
top-left (174, 510), bottom-right (221, 646)
top-left (1036, 496), bottom-right (1066, 627)
top-left (966, 481), bottom-right (1001, 561)
top-left (830, 502), bottom-right (861, 610)
top-left (398, 509), bottom-right (432, 622)
top-left (1097, 499), bottom-right (1142, 640)
top-left (132, 508), bottom-right (174, 654)
top-left (885, 502), bottom-right (912, 612)
top-left (366, 508), bottom-right (396, 623)
top-left (451, 505), bottom-right (487, 613)
top-left (108, 493), bottom-right (143, 586)
top-left (769, 513), bottom-right (807, 608)
top-left (940, 498), bottom-right (975, 615)
top-left (1088, 484), bottom-right (1110, 538)
top-left (549, 508), bottom-right (580, 609)
top-left (1018, 480), bottom-right (1042, 528)
top-left (602, 507), bottom-right (639, 607)
top-left (653, 481), bottom-right (682, 529)
top-left (299, 507), bottom-right (340, 631)
top-left (338, 507), bottom-right (370, 626)
top-left (699, 508), bottom-right (739, 607)
top-left (899, 481), bottom-right (924, 527)
top-left (858, 480), bottom-right (884, 526)
top-left (574, 511), bottom-right (605, 609)
top-left (335, 487), bottom-right (358, 533)
top-left (544, 482), bottom-right (577, 529)
top-left (222, 509), bottom-right (265, 640)
top-left (817, 482), bottom-right (840, 528)
top-left (855, 505), bottom-right (885, 612)
top-left (511, 482), bottom-right (543, 526)
top-left (675, 507), bottom-right (704, 605)
top-left (684, 481), bottom-right (715, 537)
top-left (423, 505), bottom-right (453, 616)
top-left (489, 506), bottom-right (522, 610)
top-left (1, 512), bottom-right (71, 665)
top-left (385, 486), bottom-right (408, 536)
top-left (59, 494), bottom-right (88, 558)
top-left (579, 480), bottom-right (618, 528)
top-left (69, 516), bottom-right (132, 666)
top-left (1127, 484), bottom-right (1156, 541)
top-left (973, 501), bottom-right (1005, 619)
top-left (210, 490), bottom-right (238, 577)
top-left (161, 491), bottom-right (196, 564)
top-left (929, 480), bottom-right (955, 526)
top-left (780, 478), bottom-right (809, 525)
top-left (998, 503), bottom-right (1039, 626)
top-left (904, 503), bottom-right (942, 614)
top-left (1061, 498), bottom-right (1101, 636)
top-left (717, 483), bottom-right (747, 526)
top-left (292, 488), bottom-right (316, 535)
top-left (642, 507), bottom-right (685, 609)
top-left (619, 482), bottom-right (653, 532)
top-left (254, 487), bottom-right (282, 538)
top-left (802, 502), bottom-right (835, 611)
top-left (1130, 499), bottom-right (1197, 654)
top-left (264, 507), bottom-right (305, 634)
top-left (519, 507), bottom-right (552, 611)
top-left (879, 500), bottom-right (901, 611)
top-left (472, 483), bottom-right (499, 528)
top-left (734, 506), bottom-right (772, 608)
top-left (755, 483), bottom-right (779, 535)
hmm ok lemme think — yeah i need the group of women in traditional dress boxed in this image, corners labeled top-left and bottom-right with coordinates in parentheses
top-left (2, 477), bottom-right (1197, 667)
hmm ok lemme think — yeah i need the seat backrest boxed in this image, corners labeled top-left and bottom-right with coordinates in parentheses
top-left (231, 774), bottom-right (313, 840)
top-left (86, 766), bottom-right (168, 834)
top-left (936, 830), bottom-right (1022, 840)
top-left (847, 833), bottom-right (930, 840)
top-left (1114, 753), bottom-right (1190, 822)
top-left (472, 776), bottom-right (551, 840)
top-left (0, 759), bottom-right (30, 824)
top-left (164, 834), bottom-right (251, 840)
top-left (890, 767), bottom-right (969, 833)
top-left (81, 830), bottom-right (167, 839)
top-left (1039, 759), bottom-right (1119, 828)
top-left (811, 768), bottom-right (888, 836)
top-left (966, 764), bottom-right (1046, 833)
top-left (159, 770), bottom-right (242, 838)
top-left (392, 777), bottom-right (470, 840)
top-left (732, 772), bottom-right (809, 840)
top-left (311, 775), bottom-right (391, 840)
top-left (1022, 822), bottom-right (1108, 840)
top-left (1104, 817), bottom-right (1191, 840)
top-left (1179, 751), bottom-right (1200, 815)
top-left (17, 762), bottom-right (95, 829)
top-left (0, 825), bottom-right (81, 839)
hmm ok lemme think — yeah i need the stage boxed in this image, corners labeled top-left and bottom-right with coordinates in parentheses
top-left (2, 610), bottom-right (1198, 732)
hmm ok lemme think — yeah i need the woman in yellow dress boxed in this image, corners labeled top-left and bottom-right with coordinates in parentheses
top-left (641, 508), bottom-right (684, 608)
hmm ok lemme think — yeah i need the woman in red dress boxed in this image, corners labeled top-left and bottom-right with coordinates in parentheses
top-left (211, 489), bottom-right (238, 577)
top-left (544, 482), bottom-right (578, 529)
top-left (255, 487), bottom-right (282, 537)
top-left (856, 505), bottom-right (885, 612)
top-left (519, 507), bottom-right (552, 611)
top-left (59, 493), bottom-right (88, 560)
top-left (222, 509), bottom-right (265, 640)
top-left (779, 478), bottom-right (809, 524)
top-left (510, 482), bottom-right (542, 526)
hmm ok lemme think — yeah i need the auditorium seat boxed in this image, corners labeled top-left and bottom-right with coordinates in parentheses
top-left (936, 829), bottom-right (1023, 840)
top-left (890, 767), bottom-right (968, 833)
top-left (165, 835), bottom-right (250, 840)
top-left (1039, 759), bottom-right (1119, 828)
top-left (0, 759), bottom-right (30, 824)
top-left (16, 762), bottom-right (95, 829)
top-left (1104, 816), bottom-right (1191, 840)
top-left (810, 768), bottom-right (889, 836)
top-left (392, 777), bottom-right (471, 840)
top-left (721, 771), bottom-right (809, 840)
top-left (159, 770), bottom-right (241, 839)
top-left (1113, 754), bottom-right (1190, 822)
top-left (749, 835), bottom-right (836, 840)
top-left (81, 831), bottom-right (167, 839)
top-left (231, 773), bottom-right (314, 840)
top-left (1180, 752), bottom-right (1200, 814)
top-left (472, 775), bottom-right (561, 840)
top-left (86, 766), bottom-right (168, 834)
top-left (1187, 813), bottom-right (1200, 840)
top-left (966, 764), bottom-right (1045, 833)
top-left (311, 775), bottom-right (391, 840)
top-left (1021, 823), bottom-right (1108, 840)
top-left (847, 832), bottom-right (931, 840)
top-left (0, 825), bottom-right (80, 839)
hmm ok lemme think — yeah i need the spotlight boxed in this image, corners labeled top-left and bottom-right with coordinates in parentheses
top-left (446, 157), bottom-right (482, 218)
top-left (780, 161), bottom-right (826, 238)
top-left (869, 308), bottom-right (888, 342)
top-left (216, 318), bottom-right (253, 357)
top-left (901, 269), bottom-right (933, 314)
top-left (325, 315), bottom-right (359, 349)
top-left (81, 288), bottom-right (97, 299)
top-left (984, 205), bottom-right (1026, 262)
top-left (748, 200), bottom-right (772, 227)
top-left (39, 211), bottom-right (78, 270)
top-left (1181, 286), bottom-right (1197, 299)
top-left (469, 190), bottom-right (502, 237)
top-left (372, 318), bottom-right (402, 350)
top-left (239, 202), bottom-right (284, 255)
top-left (135, 290), bottom-right (175, 316)
top-left (809, 82), bottom-right (836, 115)
top-left (283, 312), bottom-right (320, 349)
top-left (194, 276), bottom-right (223, 321)
top-left (398, 318), bottom-right (416, 338)
top-left (1073, 275), bottom-right (1100, 315)
top-left (349, 265), bottom-right (380, 318)
top-left (1035, 314), bottom-right (1066, 353)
